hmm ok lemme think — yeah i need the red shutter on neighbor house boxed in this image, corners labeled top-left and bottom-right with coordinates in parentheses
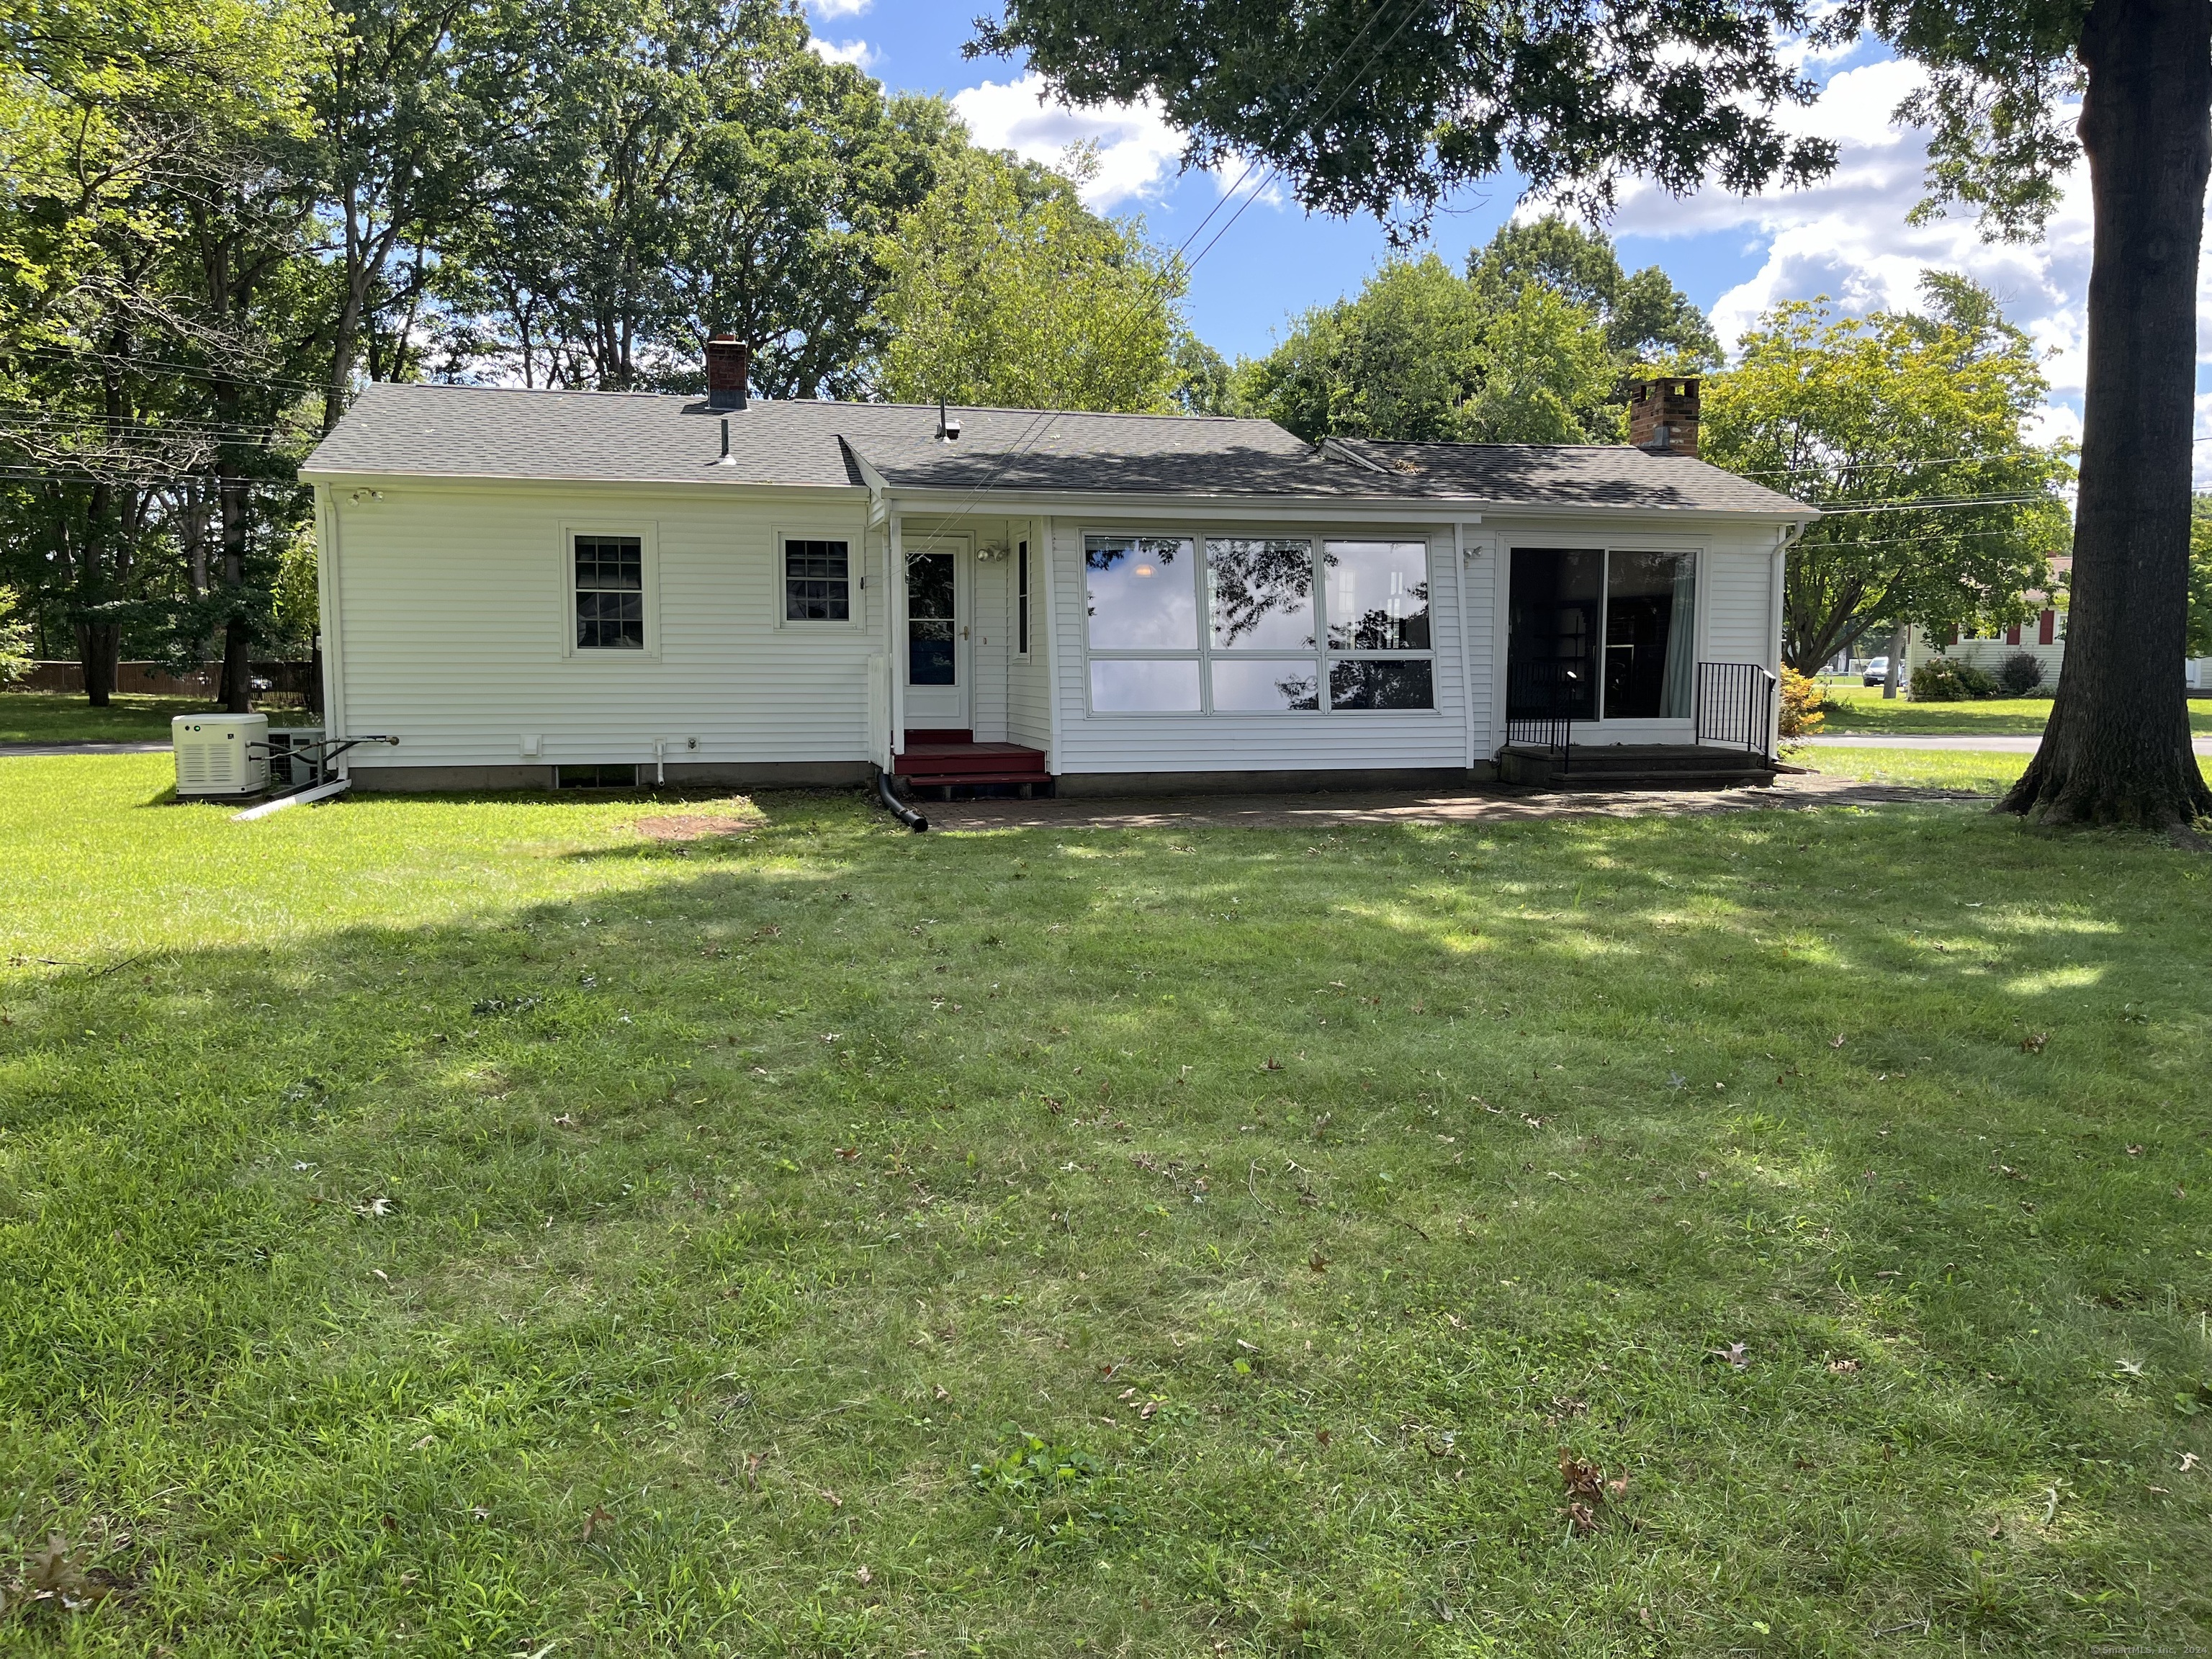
top-left (2005, 624), bottom-right (2020, 645)
top-left (2038, 608), bottom-right (2056, 644)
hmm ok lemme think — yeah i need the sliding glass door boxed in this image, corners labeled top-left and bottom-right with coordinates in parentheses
top-left (1508, 547), bottom-right (1696, 723)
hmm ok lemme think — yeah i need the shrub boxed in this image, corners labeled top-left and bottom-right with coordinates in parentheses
top-left (1910, 656), bottom-right (2000, 701)
top-left (0, 585), bottom-right (31, 687)
top-left (1778, 666), bottom-right (1825, 738)
top-left (1997, 650), bottom-right (2046, 695)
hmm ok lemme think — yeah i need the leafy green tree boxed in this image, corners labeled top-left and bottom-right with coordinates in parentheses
top-left (0, 0), bottom-right (324, 706)
top-left (871, 147), bottom-right (1187, 412)
top-left (444, 0), bottom-right (951, 397)
top-left (0, 585), bottom-right (32, 684)
top-left (1466, 217), bottom-right (1719, 367)
top-left (980, 0), bottom-right (2212, 824)
top-left (2190, 497), bottom-right (2212, 661)
top-left (1234, 252), bottom-right (1619, 444)
top-left (1702, 276), bottom-right (2072, 675)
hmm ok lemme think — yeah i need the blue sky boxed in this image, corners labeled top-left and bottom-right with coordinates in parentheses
top-left (809, 1), bottom-right (2211, 478)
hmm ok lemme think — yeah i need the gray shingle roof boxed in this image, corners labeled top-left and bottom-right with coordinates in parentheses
top-left (302, 382), bottom-right (1815, 516)
top-left (1320, 436), bottom-right (1812, 515)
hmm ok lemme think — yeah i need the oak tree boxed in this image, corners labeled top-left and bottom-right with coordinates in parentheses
top-left (981, 0), bottom-right (2212, 825)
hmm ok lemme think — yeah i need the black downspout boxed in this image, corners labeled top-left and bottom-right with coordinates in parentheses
top-left (876, 767), bottom-right (927, 832)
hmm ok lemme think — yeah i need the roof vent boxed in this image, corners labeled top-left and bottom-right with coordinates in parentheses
top-left (706, 336), bottom-right (749, 411)
top-left (936, 398), bottom-right (961, 442)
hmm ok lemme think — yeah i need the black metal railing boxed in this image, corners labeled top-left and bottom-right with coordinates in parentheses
top-left (1694, 660), bottom-right (1778, 759)
top-left (1506, 659), bottom-right (1593, 773)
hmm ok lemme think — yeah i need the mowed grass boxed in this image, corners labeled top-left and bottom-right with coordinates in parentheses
top-left (0, 693), bottom-right (222, 745)
top-left (1, 757), bottom-right (2208, 1658)
top-left (1814, 685), bottom-right (2212, 738)
top-left (1799, 745), bottom-right (2212, 798)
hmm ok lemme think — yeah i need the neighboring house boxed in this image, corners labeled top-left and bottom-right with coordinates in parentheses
top-left (1905, 557), bottom-right (2069, 689)
top-left (299, 358), bottom-right (1815, 795)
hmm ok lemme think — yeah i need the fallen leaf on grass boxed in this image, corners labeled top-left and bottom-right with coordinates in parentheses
top-left (1139, 1401), bottom-right (1159, 1420)
top-left (1827, 1358), bottom-right (1861, 1375)
top-left (933, 1385), bottom-right (950, 1403)
top-left (1316, 1428), bottom-right (1331, 1447)
top-left (854, 1565), bottom-right (872, 1586)
top-left (579, 1505), bottom-right (612, 1544)
top-left (1830, 1033), bottom-right (1846, 1048)
top-left (1308, 1248), bottom-right (1329, 1274)
top-left (354, 1197), bottom-right (393, 1219)
top-left (551, 1114), bottom-right (578, 1128)
top-left (742, 1452), bottom-right (767, 1490)
top-left (835, 1146), bottom-right (860, 1161)
top-left (818, 1488), bottom-right (842, 1509)
top-left (1710, 1342), bottom-right (1750, 1369)
top-left (10, 1534), bottom-right (113, 1615)
top-left (2180, 1452), bottom-right (2200, 1474)
top-left (2128, 1144), bottom-right (2144, 1157)
top-left (2021, 1032), bottom-right (2049, 1053)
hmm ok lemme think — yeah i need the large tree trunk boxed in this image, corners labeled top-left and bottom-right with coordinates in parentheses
top-left (2002, 0), bottom-right (2212, 826)
top-left (217, 467), bottom-right (253, 713)
top-left (76, 621), bottom-right (120, 707)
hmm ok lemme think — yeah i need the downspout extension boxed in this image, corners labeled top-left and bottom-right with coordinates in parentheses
top-left (876, 767), bottom-right (928, 832)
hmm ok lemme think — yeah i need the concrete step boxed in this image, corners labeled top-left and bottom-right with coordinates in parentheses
top-left (1498, 745), bottom-right (1774, 790)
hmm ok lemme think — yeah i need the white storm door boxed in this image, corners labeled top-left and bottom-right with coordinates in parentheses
top-left (904, 532), bottom-right (971, 730)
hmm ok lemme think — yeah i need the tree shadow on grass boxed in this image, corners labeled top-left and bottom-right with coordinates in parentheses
top-left (0, 800), bottom-right (2205, 1653)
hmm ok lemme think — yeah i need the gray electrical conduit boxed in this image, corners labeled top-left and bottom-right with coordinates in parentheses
top-left (876, 768), bottom-right (928, 832)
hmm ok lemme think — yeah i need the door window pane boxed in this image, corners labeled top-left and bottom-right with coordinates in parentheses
top-left (1324, 541), bottom-right (1430, 650)
top-left (1091, 658), bottom-right (1200, 712)
top-left (1085, 535), bottom-right (1197, 648)
top-left (1329, 658), bottom-right (1434, 710)
top-left (1212, 657), bottom-right (1322, 711)
top-left (907, 550), bottom-right (956, 685)
top-left (1604, 551), bottom-right (1696, 719)
top-left (1207, 538), bottom-right (1315, 649)
top-left (1507, 548), bottom-right (1602, 720)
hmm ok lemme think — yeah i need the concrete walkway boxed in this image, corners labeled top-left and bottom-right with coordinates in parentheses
top-left (926, 772), bottom-right (1984, 832)
top-left (1804, 733), bottom-right (2212, 753)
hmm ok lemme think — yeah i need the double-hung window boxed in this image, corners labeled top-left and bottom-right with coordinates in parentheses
top-left (575, 534), bottom-right (644, 649)
top-left (784, 538), bottom-right (850, 621)
top-left (1084, 532), bottom-right (1434, 713)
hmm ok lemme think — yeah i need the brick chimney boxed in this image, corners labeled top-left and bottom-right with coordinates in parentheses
top-left (1627, 376), bottom-right (1699, 457)
top-left (705, 336), bottom-right (750, 410)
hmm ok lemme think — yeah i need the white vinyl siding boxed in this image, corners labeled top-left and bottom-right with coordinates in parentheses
top-left (326, 481), bottom-right (873, 771)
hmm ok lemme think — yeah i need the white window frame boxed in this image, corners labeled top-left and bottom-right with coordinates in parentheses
top-left (1496, 536), bottom-right (1707, 725)
top-left (1015, 536), bottom-right (1032, 660)
top-left (1078, 523), bottom-right (1442, 716)
top-left (560, 520), bottom-right (660, 660)
top-left (771, 523), bottom-right (869, 632)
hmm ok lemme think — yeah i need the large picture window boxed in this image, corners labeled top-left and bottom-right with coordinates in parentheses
top-left (575, 534), bottom-right (644, 649)
top-left (1084, 531), bottom-right (1433, 714)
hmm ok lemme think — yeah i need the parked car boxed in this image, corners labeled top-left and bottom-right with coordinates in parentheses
top-left (1861, 656), bottom-right (1889, 685)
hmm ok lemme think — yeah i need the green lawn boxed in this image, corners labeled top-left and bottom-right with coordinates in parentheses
top-left (1799, 745), bottom-right (2212, 799)
top-left (0, 693), bottom-right (221, 744)
top-left (2, 756), bottom-right (2208, 1656)
top-left (1815, 685), bottom-right (2212, 738)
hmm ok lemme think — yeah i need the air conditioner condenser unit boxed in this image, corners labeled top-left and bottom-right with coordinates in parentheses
top-left (172, 714), bottom-right (269, 797)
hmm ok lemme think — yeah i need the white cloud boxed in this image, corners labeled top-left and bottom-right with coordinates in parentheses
top-left (809, 0), bottom-right (869, 18)
top-left (952, 73), bottom-right (1192, 210)
top-left (808, 35), bottom-right (878, 69)
top-left (1599, 57), bottom-right (2212, 481)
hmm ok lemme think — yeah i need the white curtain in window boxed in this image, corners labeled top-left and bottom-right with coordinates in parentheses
top-left (1660, 554), bottom-right (1697, 718)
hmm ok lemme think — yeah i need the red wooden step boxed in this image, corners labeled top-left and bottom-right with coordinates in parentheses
top-left (894, 739), bottom-right (1049, 781)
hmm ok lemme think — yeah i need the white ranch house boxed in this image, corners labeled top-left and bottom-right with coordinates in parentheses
top-left (300, 357), bottom-right (1815, 798)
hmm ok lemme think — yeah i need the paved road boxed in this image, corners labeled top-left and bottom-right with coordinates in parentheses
top-left (1806, 733), bottom-right (2212, 753)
